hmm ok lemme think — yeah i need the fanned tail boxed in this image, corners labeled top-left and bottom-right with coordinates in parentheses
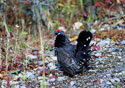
top-left (75, 31), bottom-right (93, 69)
top-left (76, 31), bottom-right (92, 51)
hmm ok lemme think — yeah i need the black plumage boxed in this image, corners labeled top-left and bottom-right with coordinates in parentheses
top-left (54, 30), bottom-right (93, 76)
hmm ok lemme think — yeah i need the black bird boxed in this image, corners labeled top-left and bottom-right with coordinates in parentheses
top-left (54, 29), bottom-right (93, 76)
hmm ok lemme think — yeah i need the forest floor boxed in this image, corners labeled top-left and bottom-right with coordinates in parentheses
top-left (1, 38), bottom-right (125, 88)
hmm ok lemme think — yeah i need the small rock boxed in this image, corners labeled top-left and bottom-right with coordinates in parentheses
top-left (100, 28), bottom-right (105, 31)
top-left (38, 76), bottom-right (43, 80)
top-left (20, 85), bottom-right (26, 88)
top-left (114, 78), bottom-right (120, 82)
top-left (49, 78), bottom-right (56, 82)
top-left (106, 81), bottom-right (112, 85)
top-left (73, 22), bottom-right (83, 30)
top-left (70, 81), bottom-right (76, 86)
top-left (121, 40), bottom-right (125, 45)
top-left (47, 62), bottom-right (56, 70)
top-left (103, 24), bottom-right (110, 30)
top-left (89, 69), bottom-right (97, 72)
top-left (13, 75), bottom-right (20, 81)
top-left (37, 61), bottom-right (43, 65)
top-left (10, 81), bottom-right (19, 85)
top-left (97, 38), bottom-right (111, 47)
top-left (110, 79), bottom-right (115, 83)
top-left (93, 20), bottom-right (98, 25)
top-left (117, 56), bottom-right (122, 59)
top-left (100, 79), bottom-right (104, 83)
top-left (106, 74), bottom-right (111, 77)
top-left (107, 54), bottom-right (112, 57)
top-left (45, 81), bottom-right (50, 85)
top-left (52, 87), bottom-right (55, 88)
top-left (90, 29), bottom-right (96, 33)
top-left (13, 85), bottom-right (20, 88)
top-left (57, 77), bottom-right (65, 81)
top-left (95, 52), bottom-right (102, 57)
top-left (38, 50), bottom-right (42, 54)
top-left (26, 55), bottom-right (37, 59)
top-left (50, 56), bottom-right (57, 61)
top-left (49, 74), bottom-right (53, 77)
top-left (16, 24), bottom-right (19, 28)
top-left (90, 40), bottom-right (97, 45)
top-left (45, 51), bottom-right (54, 57)
top-left (25, 72), bottom-right (35, 79)
top-left (86, 83), bottom-right (92, 85)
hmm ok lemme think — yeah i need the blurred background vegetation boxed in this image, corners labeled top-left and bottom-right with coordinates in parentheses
top-left (0, 0), bottom-right (124, 35)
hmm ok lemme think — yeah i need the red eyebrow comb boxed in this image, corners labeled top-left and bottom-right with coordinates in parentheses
top-left (56, 29), bottom-right (61, 32)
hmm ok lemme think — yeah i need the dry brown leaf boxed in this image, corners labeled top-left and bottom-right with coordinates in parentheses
top-left (69, 36), bottom-right (78, 42)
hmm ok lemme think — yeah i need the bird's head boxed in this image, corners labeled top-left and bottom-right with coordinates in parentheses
top-left (54, 29), bottom-right (65, 36)
top-left (54, 29), bottom-right (70, 47)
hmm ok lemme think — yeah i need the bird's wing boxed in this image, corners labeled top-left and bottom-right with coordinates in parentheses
top-left (56, 47), bottom-right (80, 76)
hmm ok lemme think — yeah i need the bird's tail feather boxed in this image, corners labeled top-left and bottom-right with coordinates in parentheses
top-left (75, 31), bottom-right (93, 68)
top-left (76, 31), bottom-right (92, 52)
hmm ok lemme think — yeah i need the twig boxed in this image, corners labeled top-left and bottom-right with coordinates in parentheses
top-left (98, 15), bottom-right (125, 28)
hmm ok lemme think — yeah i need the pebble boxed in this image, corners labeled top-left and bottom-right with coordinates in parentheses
top-left (89, 69), bottom-right (97, 72)
top-left (121, 40), bottom-right (125, 45)
top-left (95, 52), bottom-right (102, 56)
top-left (106, 81), bottom-right (112, 85)
top-left (26, 55), bottom-right (37, 59)
top-left (25, 72), bottom-right (35, 79)
top-left (100, 28), bottom-right (105, 31)
top-left (37, 61), bottom-right (43, 65)
top-left (37, 76), bottom-right (43, 80)
top-left (50, 56), bottom-right (57, 61)
top-left (90, 40), bottom-right (97, 45)
top-left (13, 85), bottom-right (20, 88)
top-left (114, 78), bottom-right (120, 82)
top-left (112, 52), bottom-right (116, 55)
top-left (106, 74), bottom-right (111, 77)
top-left (97, 38), bottom-right (110, 47)
top-left (57, 77), bottom-right (65, 81)
top-left (117, 56), bottom-right (122, 59)
top-left (47, 62), bottom-right (56, 70)
top-left (90, 29), bottom-right (96, 33)
top-left (10, 81), bottom-right (19, 85)
top-left (49, 78), bottom-right (56, 82)
top-left (20, 85), bottom-right (26, 88)
top-left (110, 79), bottom-right (115, 83)
top-left (45, 51), bottom-right (54, 57)
top-left (100, 79), bottom-right (104, 83)
top-left (70, 81), bottom-right (76, 86)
